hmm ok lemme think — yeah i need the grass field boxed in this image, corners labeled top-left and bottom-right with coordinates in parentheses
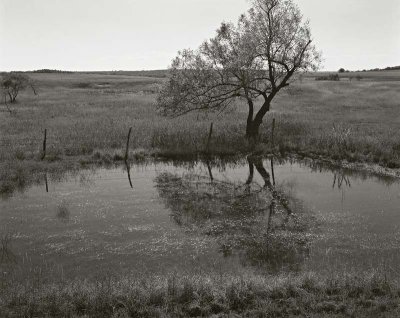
top-left (1, 71), bottom-right (399, 166)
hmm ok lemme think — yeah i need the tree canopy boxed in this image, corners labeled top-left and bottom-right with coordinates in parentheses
top-left (157, 0), bottom-right (321, 138)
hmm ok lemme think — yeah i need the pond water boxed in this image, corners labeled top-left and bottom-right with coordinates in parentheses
top-left (1, 157), bottom-right (400, 280)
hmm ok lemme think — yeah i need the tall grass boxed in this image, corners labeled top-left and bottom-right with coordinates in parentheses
top-left (1, 272), bottom-right (399, 317)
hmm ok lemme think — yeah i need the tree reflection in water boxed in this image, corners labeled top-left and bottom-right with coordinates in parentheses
top-left (155, 156), bottom-right (316, 273)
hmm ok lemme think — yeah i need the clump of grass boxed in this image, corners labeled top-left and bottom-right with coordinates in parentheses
top-left (315, 74), bottom-right (340, 81)
top-left (132, 148), bottom-right (148, 161)
top-left (112, 153), bottom-right (124, 161)
top-left (74, 82), bottom-right (92, 89)
top-left (44, 146), bottom-right (63, 162)
top-left (14, 149), bottom-right (26, 161)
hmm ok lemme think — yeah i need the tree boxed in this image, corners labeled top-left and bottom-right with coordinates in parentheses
top-left (157, 0), bottom-right (321, 139)
top-left (1, 73), bottom-right (36, 104)
top-left (338, 68), bottom-right (345, 73)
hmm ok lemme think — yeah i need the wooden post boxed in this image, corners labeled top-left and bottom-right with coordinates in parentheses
top-left (267, 201), bottom-right (275, 235)
top-left (206, 122), bottom-right (213, 154)
top-left (271, 118), bottom-right (276, 149)
top-left (124, 127), bottom-right (132, 162)
top-left (41, 129), bottom-right (47, 160)
top-left (270, 157), bottom-right (276, 186)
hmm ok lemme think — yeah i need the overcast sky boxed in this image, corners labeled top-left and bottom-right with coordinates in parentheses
top-left (1, 0), bottom-right (399, 71)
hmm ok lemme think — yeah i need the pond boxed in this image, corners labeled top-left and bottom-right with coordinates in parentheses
top-left (1, 157), bottom-right (400, 281)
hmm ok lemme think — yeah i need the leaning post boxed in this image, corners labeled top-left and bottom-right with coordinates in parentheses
top-left (41, 129), bottom-right (47, 160)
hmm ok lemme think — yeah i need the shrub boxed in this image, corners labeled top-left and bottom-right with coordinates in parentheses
top-left (315, 74), bottom-right (340, 81)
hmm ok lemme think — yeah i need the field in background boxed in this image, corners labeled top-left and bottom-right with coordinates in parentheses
top-left (308, 70), bottom-right (400, 81)
top-left (0, 71), bottom-right (399, 194)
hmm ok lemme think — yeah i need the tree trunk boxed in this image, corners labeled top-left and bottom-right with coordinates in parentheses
top-left (245, 100), bottom-right (271, 139)
top-left (246, 119), bottom-right (262, 139)
top-left (245, 98), bottom-right (255, 138)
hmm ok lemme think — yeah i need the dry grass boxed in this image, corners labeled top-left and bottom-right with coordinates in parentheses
top-left (1, 272), bottom-right (399, 317)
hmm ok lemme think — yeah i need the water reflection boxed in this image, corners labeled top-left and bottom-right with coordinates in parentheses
top-left (332, 172), bottom-right (351, 190)
top-left (1, 156), bottom-right (398, 200)
top-left (44, 173), bottom-right (49, 193)
top-left (125, 161), bottom-right (133, 188)
top-left (155, 156), bottom-right (315, 272)
top-left (205, 160), bottom-right (214, 182)
top-left (305, 159), bottom-right (398, 186)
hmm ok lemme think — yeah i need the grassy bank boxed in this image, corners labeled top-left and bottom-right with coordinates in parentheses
top-left (1, 272), bottom-right (399, 317)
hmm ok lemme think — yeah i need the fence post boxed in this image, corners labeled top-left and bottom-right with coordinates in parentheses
top-left (125, 127), bottom-right (132, 162)
top-left (206, 122), bottom-right (213, 154)
top-left (270, 157), bottom-right (276, 186)
top-left (41, 129), bottom-right (47, 160)
top-left (271, 118), bottom-right (276, 150)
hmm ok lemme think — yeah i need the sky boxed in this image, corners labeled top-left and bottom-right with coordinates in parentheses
top-left (0, 0), bottom-right (399, 72)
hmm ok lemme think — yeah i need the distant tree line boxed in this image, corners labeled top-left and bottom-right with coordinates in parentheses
top-left (362, 66), bottom-right (400, 72)
top-left (338, 66), bottom-right (400, 73)
top-left (358, 66), bottom-right (400, 72)
top-left (383, 66), bottom-right (400, 71)
top-left (32, 69), bottom-right (72, 73)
